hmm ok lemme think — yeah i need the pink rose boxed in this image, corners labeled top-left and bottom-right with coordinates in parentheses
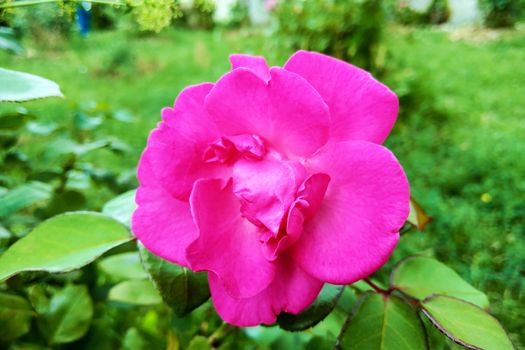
top-left (132, 51), bottom-right (410, 326)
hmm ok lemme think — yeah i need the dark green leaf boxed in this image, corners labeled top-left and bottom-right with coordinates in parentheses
top-left (391, 256), bottom-right (489, 308)
top-left (102, 189), bottom-right (137, 227)
top-left (138, 243), bottom-right (210, 316)
top-left (421, 295), bottom-right (514, 350)
top-left (0, 109), bottom-right (31, 131)
top-left (41, 190), bottom-right (86, 217)
top-left (98, 252), bottom-right (147, 281)
top-left (338, 293), bottom-right (427, 349)
top-left (0, 292), bottom-right (33, 342)
top-left (37, 284), bottom-right (93, 345)
top-left (108, 279), bottom-right (161, 305)
top-left (0, 181), bottom-right (53, 218)
top-left (0, 67), bottom-right (63, 102)
top-left (278, 283), bottom-right (344, 331)
top-left (0, 212), bottom-right (133, 282)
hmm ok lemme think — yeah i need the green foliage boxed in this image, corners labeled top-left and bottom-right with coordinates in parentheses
top-left (393, 0), bottom-right (450, 25)
top-left (272, 0), bottom-right (386, 73)
top-left (128, 0), bottom-right (181, 32)
top-left (101, 189), bottom-right (136, 227)
top-left (338, 293), bottom-right (427, 350)
top-left (391, 256), bottom-right (489, 308)
top-left (139, 244), bottom-right (210, 317)
top-left (0, 25), bottom-right (523, 349)
top-left (179, 0), bottom-right (215, 30)
top-left (0, 67), bottom-right (63, 102)
top-left (108, 279), bottom-right (162, 305)
top-left (278, 284), bottom-right (343, 331)
top-left (0, 212), bottom-right (132, 282)
top-left (481, 0), bottom-right (525, 27)
top-left (0, 26), bottom-right (23, 54)
top-left (422, 295), bottom-right (514, 349)
top-left (37, 284), bottom-right (94, 344)
top-left (0, 292), bottom-right (33, 342)
top-left (0, 181), bottom-right (52, 218)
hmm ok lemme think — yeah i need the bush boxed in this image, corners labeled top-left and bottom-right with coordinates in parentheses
top-left (481, 0), bottom-right (524, 27)
top-left (178, 0), bottom-right (215, 30)
top-left (9, 3), bottom-right (73, 45)
top-left (271, 0), bottom-right (385, 73)
top-left (393, 0), bottom-right (450, 25)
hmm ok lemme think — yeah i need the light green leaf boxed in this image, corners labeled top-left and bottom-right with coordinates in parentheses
top-left (407, 197), bottom-right (432, 230)
top-left (102, 189), bottom-right (137, 227)
top-left (277, 284), bottom-right (344, 331)
top-left (0, 292), bottom-right (33, 342)
top-left (0, 212), bottom-right (133, 282)
top-left (422, 295), bottom-right (514, 350)
top-left (108, 279), bottom-right (161, 305)
top-left (138, 244), bottom-right (210, 316)
top-left (0, 181), bottom-right (53, 218)
top-left (0, 67), bottom-right (63, 102)
top-left (338, 293), bottom-right (427, 350)
top-left (187, 336), bottom-right (212, 350)
top-left (37, 284), bottom-right (93, 345)
top-left (98, 252), bottom-right (147, 281)
top-left (391, 256), bottom-right (489, 308)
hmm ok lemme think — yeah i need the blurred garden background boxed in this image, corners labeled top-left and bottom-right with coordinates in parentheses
top-left (0, 0), bottom-right (524, 349)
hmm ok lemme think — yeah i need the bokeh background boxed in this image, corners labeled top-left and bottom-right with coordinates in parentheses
top-left (0, 0), bottom-right (524, 349)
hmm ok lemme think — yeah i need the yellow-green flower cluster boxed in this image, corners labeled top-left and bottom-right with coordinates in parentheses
top-left (127, 0), bottom-right (182, 32)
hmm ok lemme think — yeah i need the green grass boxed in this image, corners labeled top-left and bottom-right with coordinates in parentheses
top-left (1, 26), bottom-right (524, 347)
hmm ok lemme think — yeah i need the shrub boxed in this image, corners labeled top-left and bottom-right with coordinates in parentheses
top-left (271, 0), bottom-right (385, 73)
top-left (481, 0), bottom-right (524, 27)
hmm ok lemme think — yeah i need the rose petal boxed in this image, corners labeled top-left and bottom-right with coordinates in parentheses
top-left (147, 83), bottom-right (229, 200)
top-left (205, 67), bottom-right (330, 157)
top-left (186, 179), bottom-right (276, 298)
top-left (293, 141), bottom-right (410, 284)
top-left (232, 158), bottom-right (306, 235)
top-left (230, 54), bottom-right (271, 82)
top-left (132, 152), bottom-right (198, 267)
top-left (209, 252), bottom-right (323, 327)
top-left (284, 50), bottom-right (398, 144)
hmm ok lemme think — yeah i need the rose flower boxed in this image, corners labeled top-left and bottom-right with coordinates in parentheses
top-left (132, 51), bottom-right (410, 326)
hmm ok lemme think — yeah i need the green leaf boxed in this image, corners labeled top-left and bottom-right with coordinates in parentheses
top-left (122, 328), bottom-right (150, 350)
top-left (277, 284), bottom-right (344, 331)
top-left (0, 212), bottom-right (133, 282)
top-left (338, 293), bottom-right (427, 350)
top-left (0, 292), bottom-right (33, 342)
top-left (391, 256), bottom-right (489, 308)
top-left (138, 244), bottom-right (210, 316)
top-left (407, 197), bottom-right (432, 230)
top-left (98, 252), bottom-right (147, 281)
top-left (37, 284), bottom-right (93, 345)
top-left (0, 181), bottom-right (53, 218)
top-left (421, 295), bottom-right (514, 350)
top-left (102, 189), bottom-right (137, 227)
top-left (108, 279), bottom-right (162, 305)
top-left (0, 67), bottom-right (63, 102)
top-left (187, 336), bottom-right (212, 350)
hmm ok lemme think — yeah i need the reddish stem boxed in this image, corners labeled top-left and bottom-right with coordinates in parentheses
top-left (363, 278), bottom-right (392, 295)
